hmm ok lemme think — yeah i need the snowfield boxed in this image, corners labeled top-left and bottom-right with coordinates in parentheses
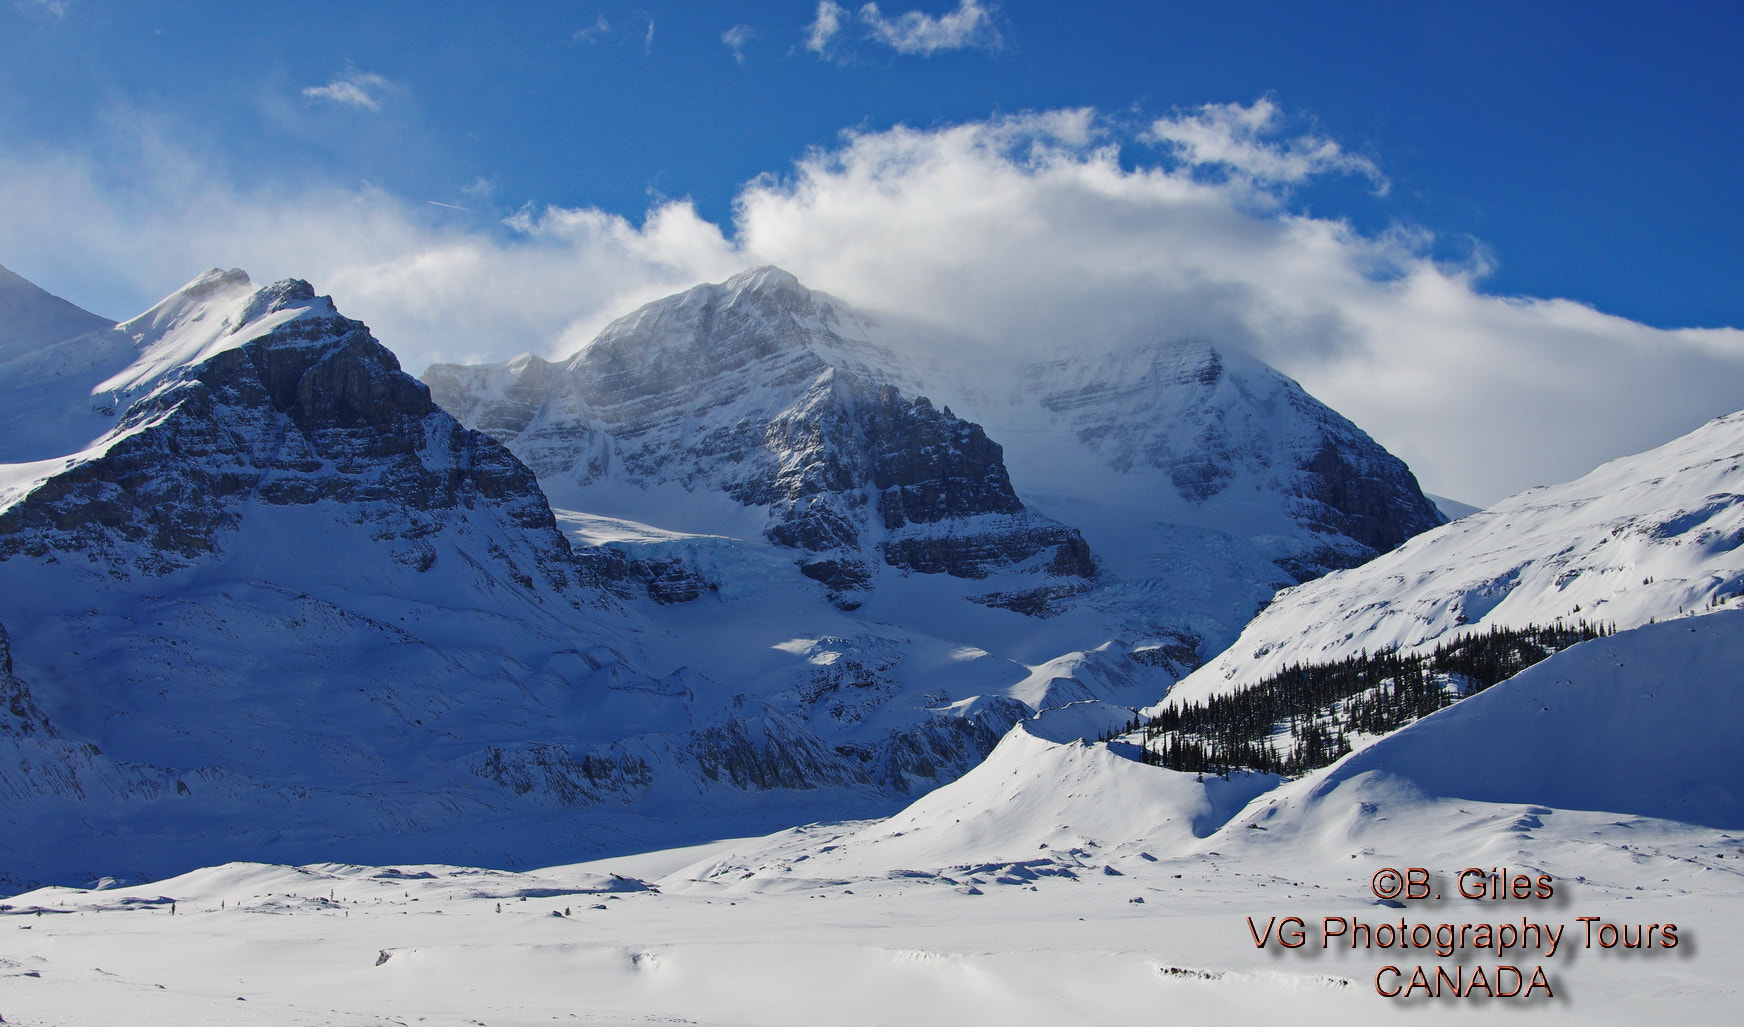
top-left (2, 748), bottom-right (1737, 1024)
top-left (7, 612), bottom-right (1743, 1024)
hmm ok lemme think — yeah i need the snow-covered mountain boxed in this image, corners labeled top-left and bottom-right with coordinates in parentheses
top-left (0, 263), bottom-right (128, 463)
top-left (5, 265), bottom-right (1740, 1025)
top-left (427, 266), bottom-right (1443, 654)
top-left (0, 270), bottom-right (637, 882)
top-left (1011, 334), bottom-right (1444, 583)
top-left (0, 262), bottom-right (1451, 888)
top-left (426, 267), bottom-right (1096, 613)
top-left (0, 269), bottom-right (1019, 886)
top-left (1174, 409), bottom-right (1744, 701)
top-left (1246, 609), bottom-right (1744, 831)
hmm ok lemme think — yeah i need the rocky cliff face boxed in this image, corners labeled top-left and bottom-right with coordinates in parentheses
top-left (0, 622), bottom-right (53, 740)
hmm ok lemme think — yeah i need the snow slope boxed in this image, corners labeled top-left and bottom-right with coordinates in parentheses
top-left (1176, 410), bottom-right (1744, 700)
top-left (0, 262), bottom-right (112, 361)
top-left (674, 721), bottom-right (1278, 889)
top-left (1235, 611), bottom-right (1744, 832)
top-left (0, 263), bottom-right (130, 465)
top-left (685, 603), bottom-right (1744, 891)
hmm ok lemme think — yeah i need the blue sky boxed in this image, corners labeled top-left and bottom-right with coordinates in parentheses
top-left (2, 1), bottom-right (1742, 502)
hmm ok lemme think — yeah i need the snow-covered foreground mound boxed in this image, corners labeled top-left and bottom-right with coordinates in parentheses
top-left (1249, 611), bottom-right (1744, 831)
top-left (670, 719), bottom-right (1279, 890)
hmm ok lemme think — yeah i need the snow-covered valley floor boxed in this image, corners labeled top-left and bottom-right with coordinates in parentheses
top-left (4, 754), bottom-right (1738, 1026)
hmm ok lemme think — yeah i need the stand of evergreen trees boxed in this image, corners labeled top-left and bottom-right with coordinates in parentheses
top-left (1111, 621), bottom-right (1611, 778)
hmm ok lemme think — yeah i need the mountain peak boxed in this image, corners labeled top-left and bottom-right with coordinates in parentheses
top-left (104, 274), bottom-right (339, 399)
top-left (723, 264), bottom-right (805, 296)
top-left (178, 267), bottom-right (253, 300)
top-left (666, 265), bottom-right (821, 325)
top-left (116, 267), bottom-right (256, 338)
top-left (574, 265), bottom-right (865, 384)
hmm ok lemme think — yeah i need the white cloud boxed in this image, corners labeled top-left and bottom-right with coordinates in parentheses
top-left (726, 112), bottom-right (1744, 503)
top-left (858, 0), bottom-right (1001, 56)
top-left (806, 0), bottom-right (1000, 60)
top-left (3, 107), bottom-right (1740, 506)
top-left (722, 23), bottom-right (758, 64)
top-left (804, 2), bottom-right (847, 56)
top-left (1146, 98), bottom-right (1386, 193)
top-left (302, 71), bottom-right (393, 112)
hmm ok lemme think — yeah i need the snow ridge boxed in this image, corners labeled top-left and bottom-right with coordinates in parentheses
top-left (1174, 409), bottom-right (1744, 701)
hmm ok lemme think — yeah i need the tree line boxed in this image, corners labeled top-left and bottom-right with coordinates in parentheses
top-left (1106, 621), bottom-right (1613, 778)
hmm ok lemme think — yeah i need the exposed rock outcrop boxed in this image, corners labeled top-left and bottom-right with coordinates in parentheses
top-left (0, 622), bottom-right (54, 739)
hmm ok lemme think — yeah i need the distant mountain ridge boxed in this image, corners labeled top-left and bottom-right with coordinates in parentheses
top-left (0, 262), bottom-right (113, 360)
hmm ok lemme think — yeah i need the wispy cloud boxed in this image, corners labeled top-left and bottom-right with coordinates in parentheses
top-left (302, 71), bottom-right (394, 112)
top-left (805, 0), bottom-right (1000, 60)
top-left (4, 105), bottom-right (1740, 505)
top-left (16, 0), bottom-right (69, 18)
top-left (859, 0), bottom-right (1001, 56)
top-left (570, 15), bottom-right (653, 55)
top-left (1145, 98), bottom-right (1387, 194)
top-left (461, 177), bottom-right (498, 205)
top-left (722, 24), bottom-right (758, 64)
top-left (572, 15), bottom-right (610, 44)
top-left (804, 2), bottom-right (848, 56)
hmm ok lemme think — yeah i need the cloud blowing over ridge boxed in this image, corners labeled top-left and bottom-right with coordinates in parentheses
top-left (2, 101), bottom-right (1740, 506)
